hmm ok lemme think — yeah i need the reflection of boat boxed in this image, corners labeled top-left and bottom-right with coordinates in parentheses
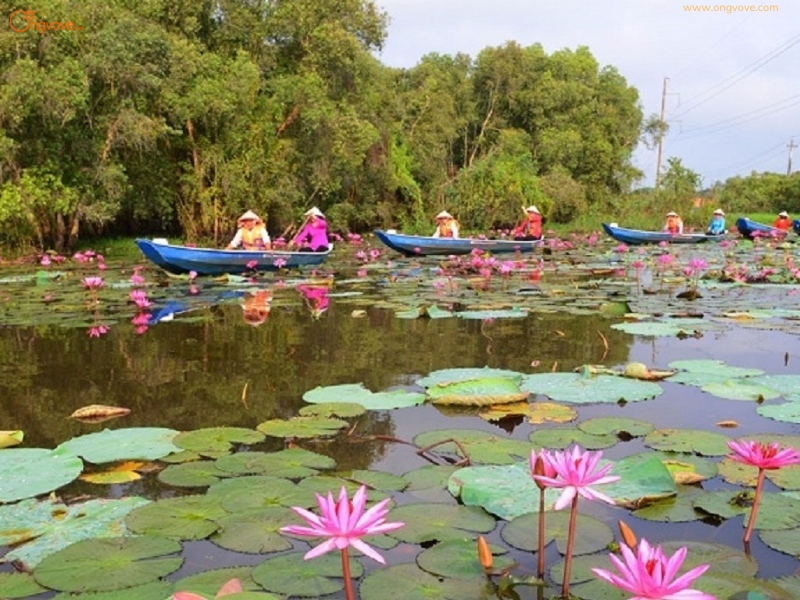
top-left (795, 220), bottom-right (800, 235)
top-left (135, 239), bottom-right (333, 275)
top-left (374, 230), bottom-right (544, 256)
top-left (735, 217), bottom-right (788, 240)
top-left (148, 291), bottom-right (245, 324)
top-left (602, 223), bottom-right (720, 245)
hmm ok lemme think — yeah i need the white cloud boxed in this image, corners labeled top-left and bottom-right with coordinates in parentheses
top-left (375, 0), bottom-right (800, 187)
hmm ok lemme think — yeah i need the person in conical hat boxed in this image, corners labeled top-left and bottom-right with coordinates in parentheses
top-left (432, 210), bottom-right (460, 238)
top-left (774, 210), bottom-right (792, 231)
top-left (241, 289), bottom-right (272, 327)
top-left (707, 208), bottom-right (726, 236)
top-left (512, 205), bottom-right (543, 240)
top-left (291, 206), bottom-right (329, 252)
top-left (663, 211), bottom-right (683, 234)
top-left (228, 210), bottom-right (271, 250)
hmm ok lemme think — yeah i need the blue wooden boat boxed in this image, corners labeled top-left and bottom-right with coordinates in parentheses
top-left (602, 223), bottom-right (720, 245)
top-left (794, 220), bottom-right (800, 235)
top-left (374, 230), bottom-right (544, 256)
top-left (735, 217), bottom-right (789, 240)
top-left (135, 239), bottom-right (332, 275)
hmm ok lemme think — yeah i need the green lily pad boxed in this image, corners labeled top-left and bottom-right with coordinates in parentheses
top-left (172, 567), bottom-right (268, 599)
top-left (694, 491), bottom-right (800, 529)
top-left (758, 401), bottom-right (800, 424)
top-left (0, 448), bottom-right (83, 503)
top-left (748, 374), bottom-right (800, 401)
top-left (360, 563), bottom-right (487, 600)
top-left (125, 495), bottom-right (226, 540)
top-left (413, 429), bottom-right (531, 465)
top-left (760, 527), bottom-right (800, 557)
top-left (767, 464), bottom-right (800, 490)
top-left (501, 510), bottom-right (614, 555)
top-left (257, 416), bottom-right (349, 438)
top-left (302, 383), bottom-right (425, 410)
top-left (656, 452), bottom-right (719, 483)
top-left (577, 416), bottom-right (654, 437)
top-left (633, 484), bottom-right (707, 522)
top-left (158, 461), bottom-right (231, 487)
top-left (416, 538), bottom-right (513, 579)
top-left (215, 448), bottom-right (336, 478)
top-left (0, 496), bottom-right (149, 569)
top-left (251, 551), bottom-right (363, 597)
top-left (173, 427), bottom-right (266, 458)
top-left (611, 320), bottom-right (702, 337)
top-left (528, 427), bottom-right (618, 450)
top-left (51, 581), bottom-right (175, 600)
top-left (344, 469), bottom-right (408, 492)
top-left (427, 377), bottom-right (529, 406)
top-left (592, 452), bottom-right (677, 509)
top-left (0, 572), bottom-right (47, 598)
top-left (644, 428), bottom-right (731, 455)
top-left (701, 379), bottom-right (781, 401)
top-left (298, 402), bottom-right (366, 418)
top-left (456, 308), bottom-right (528, 319)
top-left (521, 372), bottom-right (663, 403)
top-left (387, 503), bottom-right (495, 544)
top-left (416, 368), bottom-right (523, 388)
top-left (208, 475), bottom-right (301, 511)
top-left (33, 536), bottom-right (182, 593)
top-left (56, 428), bottom-right (180, 463)
top-left (211, 506), bottom-right (296, 553)
top-left (668, 359), bottom-right (765, 379)
top-left (396, 305), bottom-right (454, 319)
top-left (479, 401), bottom-right (578, 424)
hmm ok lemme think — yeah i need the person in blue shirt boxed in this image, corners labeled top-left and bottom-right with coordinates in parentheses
top-left (707, 209), bottom-right (726, 235)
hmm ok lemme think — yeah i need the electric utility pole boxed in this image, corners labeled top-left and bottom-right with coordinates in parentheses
top-left (788, 138), bottom-right (796, 175)
top-left (655, 77), bottom-right (669, 190)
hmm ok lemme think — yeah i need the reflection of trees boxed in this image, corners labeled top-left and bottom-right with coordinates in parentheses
top-left (0, 304), bottom-right (631, 471)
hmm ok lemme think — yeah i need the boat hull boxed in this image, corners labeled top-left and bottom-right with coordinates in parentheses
top-left (135, 239), bottom-right (332, 275)
top-left (736, 217), bottom-right (788, 240)
top-left (602, 223), bottom-right (719, 245)
top-left (373, 230), bottom-right (543, 256)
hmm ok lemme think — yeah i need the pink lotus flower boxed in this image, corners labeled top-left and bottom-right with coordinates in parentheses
top-left (173, 578), bottom-right (242, 600)
top-left (246, 259), bottom-right (258, 270)
top-left (87, 325), bottom-right (109, 338)
top-left (532, 445), bottom-right (620, 510)
top-left (592, 538), bottom-right (714, 600)
top-left (40, 255), bottom-right (51, 267)
top-left (130, 273), bottom-right (145, 285)
top-left (273, 258), bottom-right (287, 269)
top-left (281, 485), bottom-right (404, 564)
top-left (189, 271), bottom-right (198, 281)
top-left (129, 290), bottom-right (151, 308)
top-left (82, 277), bottom-right (104, 290)
top-left (728, 440), bottom-right (800, 470)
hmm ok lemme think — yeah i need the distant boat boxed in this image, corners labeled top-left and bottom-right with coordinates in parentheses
top-left (374, 230), bottom-right (544, 256)
top-left (795, 220), bottom-right (800, 235)
top-left (735, 217), bottom-right (789, 240)
top-left (602, 223), bottom-right (721, 245)
top-left (135, 239), bottom-right (332, 276)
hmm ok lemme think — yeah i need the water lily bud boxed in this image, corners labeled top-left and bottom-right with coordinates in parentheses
top-left (477, 535), bottom-right (493, 572)
top-left (618, 520), bottom-right (637, 550)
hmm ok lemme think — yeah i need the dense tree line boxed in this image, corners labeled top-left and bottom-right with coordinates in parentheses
top-left (4, 0), bottom-right (790, 252)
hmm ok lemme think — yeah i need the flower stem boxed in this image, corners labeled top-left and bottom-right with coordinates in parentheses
top-left (537, 489), bottom-right (546, 578)
top-left (744, 469), bottom-right (766, 544)
top-left (561, 496), bottom-right (579, 598)
top-left (341, 548), bottom-right (355, 600)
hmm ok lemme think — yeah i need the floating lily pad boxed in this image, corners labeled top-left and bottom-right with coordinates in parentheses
top-left (56, 428), bottom-right (180, 463)
top-left (173, 427), bottom-right (265, 458)
top-left (298, 402), bottom-right (366, 418)
top-left (694, 491), bottom-right (800, 529)
top-left (655, 452), bottom-right (719, 484)
top-left (528, 427), bottom-right (618, 450)
top-left (157, 460), bottom-right (231, 487)
top-left (521, 372), bottom-right (663, 404)
top-left (386, 503), bottom-right (495, 544)
top-left (748, 374), bottom-right (800, 401)
top-left (416, 538), bottom-right (513, 579)
top-left (360, 563), bottom-right (486, 600)
top-left (416, 368), bottom-right (523, 388)
top-left (344, 469), bottom-right (407, 492)
top-left (577, 416), bottom-right (654, 437)
top-left (0, 448), bottom-right (83, 503)
top-left (501, 510), bottom-right (614, 555)
top-left (633, 484), bottom-right (707, 522)
top-left (208, 475), bottom-right (301, 511)
top-left (644, 428), bottom-right (731, 456)
top-left (701, 379), bottom-right (781, 401)
top-left (668, 360), bottom-right (765, 379)
top-left (479, 401), bottom-right (577, 424)
top-left (251, 551), bottom-right (363, 597)
top-left (211, 507), bottom-right (296, 553)
top-left (51, 580), bottom-right (175, 600)
top-left (0, 573), bottom-right (47, 599)
top-left (125, 495), bottom-right (226, 540)
top-left (758, 401), bottom-right (800, 424)
top-left (257, 416), bottom-right (349, 438)
top-left (456, 308), bottom-right (528, 319)
top-left (0, 496), bottom-right (150, 569)
top-left (591, 452), bottom-right (677, 509)
top-left (413, 429), bottom-right (531, 465)
top-left (80, 461), bottom-right (153, 485)
top-left (611, 320), bottom-right (702, 337)
top-left (302, 383), bottom-right (425, 410)
top-left (760, 527), bottom-right (800, 557)
top-left (427, 377), bottom-right (529, 406)
top-left (215, 448), bottom-right (336, 478)
top-left (396, 305), bottom-right (454, 319)
top-left (33, 536), bottom-right (183, 593)
top-left (171, 567), bottom-right (267, 599)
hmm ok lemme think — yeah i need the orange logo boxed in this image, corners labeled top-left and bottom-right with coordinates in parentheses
top-left (9, 7), bottom-right (83, 33)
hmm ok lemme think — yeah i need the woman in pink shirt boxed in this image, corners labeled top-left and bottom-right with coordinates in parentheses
top-left (291, 207), bottom-right (329, 252)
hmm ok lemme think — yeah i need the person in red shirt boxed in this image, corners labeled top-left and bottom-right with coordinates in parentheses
top-left (663, 211), bottom-right (684, 234)
top-left (773, 211), bottom-right (791, 231)
top-left (512, 206), bottom-right (543, 240)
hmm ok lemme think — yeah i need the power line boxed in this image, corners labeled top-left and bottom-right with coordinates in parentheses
top-left (673, 95), bottom-right (800, 140)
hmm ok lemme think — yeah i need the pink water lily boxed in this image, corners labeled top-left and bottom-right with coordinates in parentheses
top-left (281, 485), bottom-right (403, 564)
top-left (532, 445), bottom-right (620, 510)
top-left (592, 538), bottom-right (714, 599)
top-left (82, 277), bottom-right (104, 290)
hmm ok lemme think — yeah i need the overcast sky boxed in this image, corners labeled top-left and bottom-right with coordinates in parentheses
top-left (374, 0), bottom-right (800, 188)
